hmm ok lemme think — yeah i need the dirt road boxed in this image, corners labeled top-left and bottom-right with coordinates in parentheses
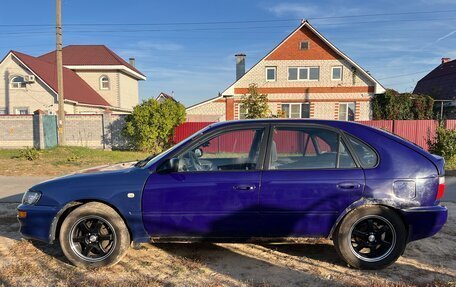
top-left (0, 202), bottom-right (455, 287)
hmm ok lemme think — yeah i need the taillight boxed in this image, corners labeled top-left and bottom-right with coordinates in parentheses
top-left (436, 176), bottom-right (445, 200)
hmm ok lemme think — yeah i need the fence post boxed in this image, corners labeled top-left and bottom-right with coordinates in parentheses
top-left (102, 109), bottom-right (112, 150)
top-left (33, 109), bottom-right (45, 149)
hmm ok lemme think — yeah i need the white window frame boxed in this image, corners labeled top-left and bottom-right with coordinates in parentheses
top-left (10, 76), bottom-right (26, 89)
top-left (281, 103), bottom-right (310, 119)
top-left (14, 107), bottom-right (29, 115)
top-left (338, 102), bottom-right (355, 121)
top-left (265, 66), bottom-right (277, 82)
top-left (331, 66), bottom-right (343, 81)
top-left (288, 67), bottom-right (319, 81)
top-left (299, 41), bottom-right (309, 50)
top-left (99, 75), bottom-right (110, 90)
top-left (238, 104), bottom-right (248, 119)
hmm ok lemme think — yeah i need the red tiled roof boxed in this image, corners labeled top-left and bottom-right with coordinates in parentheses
top-left (38, 45), bottom-right (145, 78)
top-left (11, 51), bottom-right (111, 107)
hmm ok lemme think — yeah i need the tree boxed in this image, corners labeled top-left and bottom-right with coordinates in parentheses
top-left (240, 83), bottom-right (270, 119)
top-left (122, 98), bottom-right (186, 153)
top-left (371, 89), bottom-right (434, 120)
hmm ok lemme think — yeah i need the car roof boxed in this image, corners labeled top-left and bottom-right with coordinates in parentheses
top-left (207, 119), bottom-right (365, 129)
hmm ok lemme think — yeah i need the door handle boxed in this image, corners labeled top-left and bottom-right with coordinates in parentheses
top-left (337, 183), bottom-right (360, 189)
top-left (233, 185), bottom-right (256, 191)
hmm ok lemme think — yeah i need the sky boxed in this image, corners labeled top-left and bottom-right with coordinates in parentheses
top-left (1, 0), bottom-right (456, 107)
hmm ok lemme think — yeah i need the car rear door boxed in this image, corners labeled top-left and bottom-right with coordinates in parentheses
top-left (142, 124), bottom-right (268, 238)
top-left (259, 123), bottom-right (365, 237)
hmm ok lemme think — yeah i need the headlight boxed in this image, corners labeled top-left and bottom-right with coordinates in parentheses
top-left (22, 190), bottom-right (42, 205)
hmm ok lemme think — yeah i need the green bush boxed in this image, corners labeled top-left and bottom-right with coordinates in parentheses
top-left (427, 124), bottom-right (456, 159)
top-left (122, 98), bottom-right (186, 153)
top-left (241, 83), bottom-right (271, 119)
top-left (18, 147), bottom-right (40, 161)
top-left (372, 89), bottom-right (434, 120)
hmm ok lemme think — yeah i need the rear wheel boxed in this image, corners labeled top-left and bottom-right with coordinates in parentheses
top-left (59, 202), bottom-right (130, 268)
top-left (333, 205), bottom-right (406, 269)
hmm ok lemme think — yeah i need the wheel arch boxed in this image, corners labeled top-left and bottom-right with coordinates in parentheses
top-left (49, 199), bottom-right (133, 244)
top-left (329, 199), bottom-right (410, 241)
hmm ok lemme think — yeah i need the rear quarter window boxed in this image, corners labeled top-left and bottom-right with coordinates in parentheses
top-left (346, 135), bottom-right (378, 168)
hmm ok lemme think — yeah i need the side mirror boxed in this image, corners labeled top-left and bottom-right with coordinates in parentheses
top-left (157, 158), bottom-right (179, 174)
top-left (194, 148), bottom-right (203, 158)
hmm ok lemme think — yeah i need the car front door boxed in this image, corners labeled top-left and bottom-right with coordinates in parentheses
top-left (142, 124), bottom-right (268, 238)
top-left (259, 124), bottom-right (365, 237)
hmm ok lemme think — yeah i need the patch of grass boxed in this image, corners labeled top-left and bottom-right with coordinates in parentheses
top-left (0, 146), bottom-right (149, 176)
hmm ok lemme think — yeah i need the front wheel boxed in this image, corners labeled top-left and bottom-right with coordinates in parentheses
top-left (333, 205), bottom-right (406, 269)
top-left (59, 202), bottom-right (131, 268)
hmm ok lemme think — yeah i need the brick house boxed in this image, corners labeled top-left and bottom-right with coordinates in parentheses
top-left (0, 45), bottom-right (146, 115)
top-left (186, 20), bottom-right (384, 122)
top-left (413, 57), bottom-right (456, 119)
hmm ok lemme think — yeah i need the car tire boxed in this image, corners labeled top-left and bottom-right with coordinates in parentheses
top-left (59, 202), bottom-right (130, 268)
top-left (333, 205), bottom-right (406, 270)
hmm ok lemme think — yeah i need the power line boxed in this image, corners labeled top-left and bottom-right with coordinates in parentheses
top-left (0, 9), bottom-right (456, 27)
top-left (1, 15), bottom-right (456, 36)
top-left (377, 70), bottom-right (431, 80)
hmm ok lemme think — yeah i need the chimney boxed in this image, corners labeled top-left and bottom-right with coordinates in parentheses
top-left (235, 54), bottom-right (246, 80)
top-left (441, 57), bottom-right (451, 64)
top-left (129, 57), bottom-right (136, 67)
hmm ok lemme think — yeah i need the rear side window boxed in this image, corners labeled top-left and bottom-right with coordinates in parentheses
top-left (269, 127), bottom-right (356, 170)
top-left (347, 135), bottom-right (378, 168)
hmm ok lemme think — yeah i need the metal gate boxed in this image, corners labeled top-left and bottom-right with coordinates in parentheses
top-left (43, 115), bottom-right (58, 149)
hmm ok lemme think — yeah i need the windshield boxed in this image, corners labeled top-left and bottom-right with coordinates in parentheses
top-left (134, 124), bottom-right (213, 168)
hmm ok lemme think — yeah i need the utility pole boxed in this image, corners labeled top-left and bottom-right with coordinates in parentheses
top-left (56, 0), bottom-right (65, 145)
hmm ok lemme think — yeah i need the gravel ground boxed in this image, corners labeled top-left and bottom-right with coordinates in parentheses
top-left (0, 202), bottom-right (455, 287)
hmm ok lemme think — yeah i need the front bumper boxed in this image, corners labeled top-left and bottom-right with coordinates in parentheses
top-left (400, 205), bottom-right (448, 242)
top-left (17, 204), bottom-right (59, 243)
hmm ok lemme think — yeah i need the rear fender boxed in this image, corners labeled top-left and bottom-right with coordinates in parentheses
top-left (328, 197), bottom-right (417, 239)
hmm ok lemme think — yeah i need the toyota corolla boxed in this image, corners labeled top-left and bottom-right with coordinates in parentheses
top-left (17, 119), bottom-right (448, 269)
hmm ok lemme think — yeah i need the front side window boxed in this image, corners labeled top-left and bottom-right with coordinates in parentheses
top-left (281, 103), bottom-right (310, 118)
top-left (339, 102), bottom-right (355, 121)
top-left (100, 76), bottom-right (110, 90)
top-left (10, 76), bottom-right (26, 89)
top-left (346, 135), bottom-right (378, 168)
top-left (288, 67), bottom-right (319, 81)
top-left (265, 67), bottom-right (276, 81)
top-left (332, 66), bottom-right (343, 80)
top-left (177, 128), bottom-right (265, 172)
top-left (269, 127), bottom-right (356, 170)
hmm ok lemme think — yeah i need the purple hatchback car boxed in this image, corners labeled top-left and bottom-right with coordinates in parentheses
top-left (17, 119), bottom-right (447, 269)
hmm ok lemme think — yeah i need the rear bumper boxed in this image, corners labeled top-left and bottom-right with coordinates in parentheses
top-left (17, 204), bottom-right (59, 243)
top-left (400, 205), bottom-right (448, 242)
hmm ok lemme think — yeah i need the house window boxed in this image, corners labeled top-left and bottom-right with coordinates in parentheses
top-left (10, 76), bottom-right (26, 89)
top-left (100, 76), bottom-right (110, 90)
top-left (0, 108), bottom-right (7, 115)
top-left (265, 67), bottom-right (277, 81)
top-left (332, 66), bottom-right (343, 81)
top-left (300, 41), bottom-right (309, 50)
top-left (288, 67), bottom-right (320, 81)
top-left (339, 102), bottom-right (355, 121)
top-left (239, 104), bottom-right (248, 119)
top-left (15, 107), bottom-right (29, 115)
top-left (281, 103), bottom-right (310, 118)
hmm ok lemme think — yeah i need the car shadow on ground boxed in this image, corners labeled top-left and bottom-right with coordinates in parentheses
top-left (151, 242), bottom-right (340, 286)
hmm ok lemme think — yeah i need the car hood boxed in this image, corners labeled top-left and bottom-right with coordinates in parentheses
top-left (74, 161), bottom-right (138, 174)
top-left (29, 162), bottom-right (150, 200)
